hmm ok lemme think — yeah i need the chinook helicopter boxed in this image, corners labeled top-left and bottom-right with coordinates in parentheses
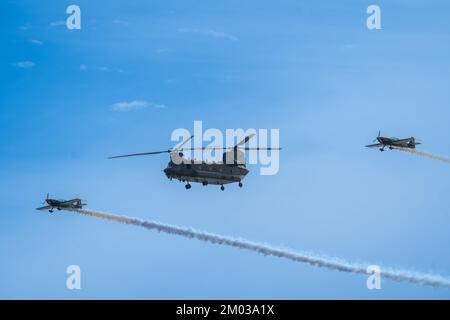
top-left (108, 134), bottom-right (280, 190)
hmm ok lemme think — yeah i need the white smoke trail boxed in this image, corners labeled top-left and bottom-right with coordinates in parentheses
top-left (393, 147), bottom-right (450, 164)
top-left (63, 208), bottom-right (450, 289)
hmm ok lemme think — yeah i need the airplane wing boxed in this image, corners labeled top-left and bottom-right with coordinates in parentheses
top-left (60, 200), bottom-right (74, 205)
top-left (36, 205), bottom-right (52, 211)
top-left (392, 138), bottom-right (413, 144)
top-left (365, 143), bottom-right (383, 148)
top-left (57, 199), bottom-right (84, 208)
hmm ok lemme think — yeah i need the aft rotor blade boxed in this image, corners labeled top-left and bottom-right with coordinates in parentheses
top-left (235, 133), bottom-right (256, 147)
top-left (108, 150), bottom-right (171, 159)
top-left (183, 146), bottom-right (282, 151)
top-left (240, 147), bottom-right (282, 150)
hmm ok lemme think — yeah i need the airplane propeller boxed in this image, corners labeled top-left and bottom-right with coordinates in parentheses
top-left (373, 130), bottom-right (381, 142)
top-left (42, 193), bottom-right (49, 205)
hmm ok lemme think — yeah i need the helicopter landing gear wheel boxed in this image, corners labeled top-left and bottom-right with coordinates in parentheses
top-left (238, 182), bottom-right (243, 188)
top-left (185, 183), bottom-right (191, 190)
top-left (220, 185), bottom-right (225, 191)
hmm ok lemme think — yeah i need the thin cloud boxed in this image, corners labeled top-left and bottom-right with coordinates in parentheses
top-left (98, 66), bottom-right (111, 72)
top-left (112, 19), bottom-right (129, 26)
top-left (342, 44), bottom-right (357, 50)
top-left (111, 100), bottom-right (167, 112)
top-left (153, 103), bottom-right (167, 109)
top-left (19, 24), bottom-right (31, 31)
top-left (30, 39), bottom-right (43, 45)
top-left (156, 48), bottom-right (172, 54)
top-left (178, 28), bottom-right (238, 41)
top-left (15, 61), bottom-right (35, 68)
top-left (79, 65), bottom-right (125, 73)
top-left (49, 20), bottom-right (66, 27)
top-left (205, 29), bottom-right (238, 41)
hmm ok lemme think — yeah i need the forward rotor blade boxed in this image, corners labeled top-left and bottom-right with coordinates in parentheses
top-left (174, 135), bottom-right (194, 151)
top-left (108, 150), bottom-right (171, 159)
top-left (182, 147), bottom-right (228, 151)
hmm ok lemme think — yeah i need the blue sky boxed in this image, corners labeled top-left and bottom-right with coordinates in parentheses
top-left (1, 0), bottom-right (450, 299)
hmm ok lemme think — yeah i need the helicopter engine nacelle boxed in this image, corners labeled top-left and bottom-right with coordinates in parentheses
top-left (223, 149), bottom-right (245, 166)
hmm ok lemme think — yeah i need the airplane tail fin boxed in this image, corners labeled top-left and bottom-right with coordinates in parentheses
top-left (409, 138), bottom-right (421, 148)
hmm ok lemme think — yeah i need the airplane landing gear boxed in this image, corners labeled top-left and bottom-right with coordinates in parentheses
top-left (379, 148), bottom-right (385, 152)
top-left (220, 185), bottom-right (225, 191)
top-left (185, 183), bottom-right (191, 190)
top-left (238, 182), bottom-right (243, 188)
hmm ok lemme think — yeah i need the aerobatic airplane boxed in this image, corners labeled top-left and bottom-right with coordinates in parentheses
top-left (36, 194), bottom-right (86, 213)
top-left (366, 131), bottom-right (421, 152)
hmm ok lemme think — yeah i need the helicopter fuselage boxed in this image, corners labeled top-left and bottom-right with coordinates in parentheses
top-left (164, 160), bottom-right (249, 186)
